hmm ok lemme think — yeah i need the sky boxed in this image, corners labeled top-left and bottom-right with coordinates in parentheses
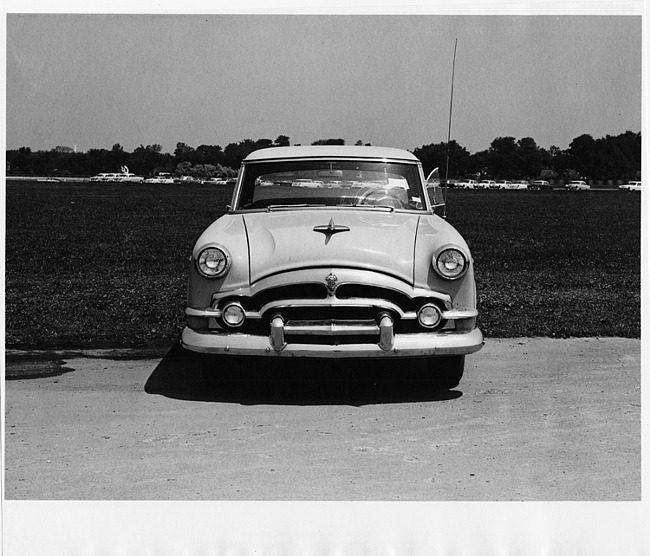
top-left (4, 7), bottom-right (644, 155)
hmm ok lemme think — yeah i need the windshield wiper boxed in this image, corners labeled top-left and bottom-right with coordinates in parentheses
top-left (266, 203), bottom-right (327, 212)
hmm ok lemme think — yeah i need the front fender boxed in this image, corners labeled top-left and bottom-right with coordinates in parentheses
top-left (413, 214), bottom-right (477, 311)
top-left (187, 214), bottom-right (250, 308)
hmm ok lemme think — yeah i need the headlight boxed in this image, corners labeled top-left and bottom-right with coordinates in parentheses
top-left (434, 248), bottom-right (467, 280)
top-left (196, 246), bottom-right (230, 278)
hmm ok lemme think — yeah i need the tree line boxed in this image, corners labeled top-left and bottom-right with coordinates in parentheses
top-left (6, 131), bottom-right (641, 183)
top-left (413, 131), bottom-right (641, 183)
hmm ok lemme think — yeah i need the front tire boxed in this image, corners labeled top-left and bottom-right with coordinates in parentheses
top-left (425, 355), bottom-right (465, 389)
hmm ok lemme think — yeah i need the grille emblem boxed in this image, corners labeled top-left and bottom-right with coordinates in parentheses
top-left (325, 273), bottom-right (338, 295)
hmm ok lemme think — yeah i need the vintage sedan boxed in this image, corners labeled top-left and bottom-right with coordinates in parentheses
top-left (181, 146), bottom-right (484, 388)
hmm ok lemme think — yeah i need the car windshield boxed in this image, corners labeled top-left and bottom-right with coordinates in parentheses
top-left (235, 159), bottom-right (426, 211)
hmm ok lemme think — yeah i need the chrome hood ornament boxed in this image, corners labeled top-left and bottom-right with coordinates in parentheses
top-left (313, 218), bottom-right (350, 236)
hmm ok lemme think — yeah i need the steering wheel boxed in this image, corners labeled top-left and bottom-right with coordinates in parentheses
top-left (356, 187), bottom-right (405, 209)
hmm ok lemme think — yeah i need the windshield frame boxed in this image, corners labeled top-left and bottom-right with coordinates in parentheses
top-left (230, 156), bottom-right (431, 214)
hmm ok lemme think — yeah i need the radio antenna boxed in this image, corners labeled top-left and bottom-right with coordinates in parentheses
top-left (443, 38), bottom-right (458, 219)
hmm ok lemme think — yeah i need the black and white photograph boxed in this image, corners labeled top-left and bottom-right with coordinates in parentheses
top-left (2, 1), bottom-right (647, 553)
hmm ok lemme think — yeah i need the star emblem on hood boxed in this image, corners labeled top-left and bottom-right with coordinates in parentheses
top-left (313, 218), bottom-right (350, 236)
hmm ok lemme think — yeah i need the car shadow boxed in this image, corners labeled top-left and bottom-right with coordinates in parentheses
top-left (144, 341), bottom-right (462, 407)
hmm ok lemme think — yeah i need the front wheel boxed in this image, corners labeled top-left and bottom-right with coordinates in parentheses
top-left (425, 355), bottom-right (465, 389)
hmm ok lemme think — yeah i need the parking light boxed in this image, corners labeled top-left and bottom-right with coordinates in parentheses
top-left (222, 302), bottom-right (246, 328)
top-left (417, 304), bottom-right (443, 328)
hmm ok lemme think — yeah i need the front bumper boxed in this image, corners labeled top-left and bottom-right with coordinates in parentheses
top-left (181, 325), bottom-right (484, 358)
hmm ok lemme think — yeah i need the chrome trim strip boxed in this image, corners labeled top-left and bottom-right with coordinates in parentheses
top-left (259, 298), bottom-right (405, 317)
top-left (209, 268), bottom-right (453, 307)
top-left (441, 309), bottom-right (479, 319)
top-left (186, 307), bottom-right (222, 318)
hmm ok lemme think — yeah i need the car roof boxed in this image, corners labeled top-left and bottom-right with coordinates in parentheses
top-left (243, 145), bottom-right (420, 162)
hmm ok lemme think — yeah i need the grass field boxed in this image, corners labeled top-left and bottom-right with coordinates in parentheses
top-left (5, 181), bottom-right (641, 348)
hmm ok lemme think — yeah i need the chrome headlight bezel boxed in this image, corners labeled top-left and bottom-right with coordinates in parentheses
top-left (196, 245), bottom-right (231, 278)
top-left (221, 301), bottom-right (246, 328)
top-left (433, 247), bottom-right (468, 280)
top-left (417, 303), bottom-right (443, 328)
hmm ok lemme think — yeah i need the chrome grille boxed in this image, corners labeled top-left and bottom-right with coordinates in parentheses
top-left (214, 280), bottom-right (451, 340)
top-left (252, 283), bottom-right (327, 308)
top-left (335, 283), bottom-right (413, 308)
top-left (251, 282), bottom-right (413, 314)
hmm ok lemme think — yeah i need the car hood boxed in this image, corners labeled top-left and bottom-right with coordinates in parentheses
top-left (242, 210), bottom-right (420, 284)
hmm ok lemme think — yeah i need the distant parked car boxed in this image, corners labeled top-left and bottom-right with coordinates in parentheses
top-left (144, 174), bottom-right (175, 184)
top-left (619, 181), bottom-right (641, 191)
top-left (144, 176), bottom-right (175, 184)
top-left (176, 175), bottom-right (203, 184)
top-left (494, 180), bottom-right (512, 190)
top-left (510, 180), bottom-right (529, 190)
top-left (566, 180), bottom-right (590, 191)
top-left (456, 179), bottom-right (478, 189)
top-left (477, 180), bottom-right (496, 190)
top-left (529, 180), bottom-right (552, 190)
top-left (203, 177), bottom-right (229, 185)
